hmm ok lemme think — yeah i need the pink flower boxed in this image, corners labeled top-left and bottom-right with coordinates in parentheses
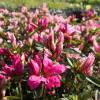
top-left (86, 9), bottom-right (96, 18)
top-left (34, 52), bottom-right (42, 69)
top-left (0, 38), bottom-right (3, 44)
top-left (28, 54), bottom-right (67, 90)
top-left (21, 6), bottom-right (28, 13)
top-left (47, 28), bottom-right (56, 51)
top-left (87, 35), bottom-right (94, 43)
top-left (27, 23), bottom-right (37, 33)
top-left (93, 36), bottom-right (100, 53)
top-left (28, 75), bottom-right (46, 90)
top-left (43, 55), bottom-right (66, 76)
top-left (0, 48), bottom-right (9, 55)
top-left (56, 32), bottom-right (64, 55)
top-left (32, 33), bottom-right (44, 42)
top-left (38, 17), bottom-right (48, 30)
top-left (59, 23), bottom-right (75, 34)
top-left (12, 54), bottom-right (24, 76)
top-left (81, 53), bottom-right (95, 76)
top-left (6, 32), bottom-right (16, 48)
top-left (46, 75), bottom-right (61, 89)
top-left (3, 64), bottom-right (14, 76)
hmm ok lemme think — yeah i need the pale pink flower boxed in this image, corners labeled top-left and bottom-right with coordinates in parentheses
top-left (93, 36), bottom-right (100, 53)
top-left (56, 32), bottom-right (64, 55)
top-left (6, 32), bottom-right (16, 48)
top-left (21, 6), bottom-right (28, 13)
top-left (48, 28), bottom-right (56, 51)
top-left (0, 74), bottom-right (6, 98)
top-left (0, 38), bottom-right (3, 44)
top-left (81, 53), bottom-right (95, 76)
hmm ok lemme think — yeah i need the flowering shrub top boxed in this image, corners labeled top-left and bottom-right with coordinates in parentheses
top-left (0, 4), bottom-right (100, 100)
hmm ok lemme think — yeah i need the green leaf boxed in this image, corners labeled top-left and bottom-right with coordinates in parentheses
top-left (86, 76), bottom-right (100, 87)
top-left (6, 96), bottom-right (20, 100)
top-left (35, 43), bottom-right (44, 51)
top-left (66, 58), bottom-right (74, 68)
top-left (7, 43), bottom-right (13, 48)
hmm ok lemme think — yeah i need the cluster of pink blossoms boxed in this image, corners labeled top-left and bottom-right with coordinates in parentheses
top-left (0, 4), bottom-right (99, 99)
top-left (28, 53), bottom-right (67, 90)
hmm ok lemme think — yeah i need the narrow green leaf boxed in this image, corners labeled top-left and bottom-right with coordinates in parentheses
top-left (66, 58), bottom-right (74, 68)
top-left (86, 77), bottom-right (100, 87)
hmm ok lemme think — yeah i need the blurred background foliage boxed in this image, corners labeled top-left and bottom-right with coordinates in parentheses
top-left (0, 0), bottom-right (100, 9)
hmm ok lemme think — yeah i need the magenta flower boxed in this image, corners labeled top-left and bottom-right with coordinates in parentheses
top-left (46, 75), bottom-right (61, 89)
top-left (3, 64), bottom-right (14, 76)
top-left (43, 55), bottom-right (66, 77)
top-left (81, 53), bottom-right (95, 76)
top-left (28, 54), bottom-right (67, 90)
top-left (28, 75), bottom-right (46, 90)
top-left (28, 59), bottom-right (40, 75)
top-left (0, 48), bottom-right (10, 55)
top-left (38, 17), bottom-right (48, 30)
top-left (11, 54), bottom-right (24, 76)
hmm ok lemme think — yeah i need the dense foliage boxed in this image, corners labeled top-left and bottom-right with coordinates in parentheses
top-left (0, 4), bottom-right (100, 100)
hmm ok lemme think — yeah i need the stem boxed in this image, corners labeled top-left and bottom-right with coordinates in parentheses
top-left (19, 81), bottom-right (23, 100)
top-left (39, 84), bottom-right (45, 98)
top-left (33, 91), bottom-right (37, 99)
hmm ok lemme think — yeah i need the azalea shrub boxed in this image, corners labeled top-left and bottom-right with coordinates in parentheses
top-left (0, 4), bottom-right (100, 100)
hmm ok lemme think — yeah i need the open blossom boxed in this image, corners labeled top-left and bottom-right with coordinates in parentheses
top-left (28, 54), bottom-right (67, 90)
top-left (28, 75), bottom-right (46, 90)
top-left (43, 55), bottom-right (66, 77)
top-left (46, 75), bottom-right (61, 89)
top-left (81, 53), bottom-right (95, 76)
